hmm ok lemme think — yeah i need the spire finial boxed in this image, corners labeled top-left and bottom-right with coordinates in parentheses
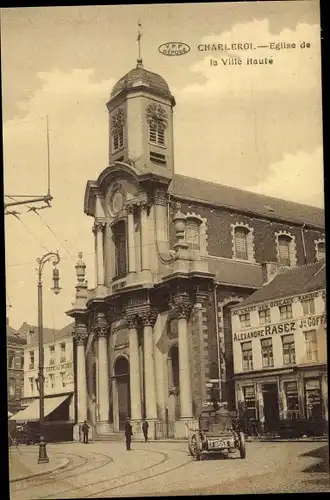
top-left (137, 20), bottom-right (143, 68)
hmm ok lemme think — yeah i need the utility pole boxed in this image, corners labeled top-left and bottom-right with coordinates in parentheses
top-left (5, 116), bottom-right (53, 213)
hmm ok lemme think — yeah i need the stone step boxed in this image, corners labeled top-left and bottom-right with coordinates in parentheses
top-left (93, 433), bottom-right (125, 441)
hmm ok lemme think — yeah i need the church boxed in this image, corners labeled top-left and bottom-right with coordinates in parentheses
top-left (66, 51), bottom-right (325, 440)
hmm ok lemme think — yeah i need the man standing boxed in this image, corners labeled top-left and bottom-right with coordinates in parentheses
top-left (124, 417), bottom-right (133, 451)
top-left (82, 420), bottom-right (90, 444)
top-left (142, 419), bottom-right (149, 442)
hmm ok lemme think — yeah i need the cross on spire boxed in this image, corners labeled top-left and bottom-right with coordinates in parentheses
top-left (137, 20), bottom-right (143, 68)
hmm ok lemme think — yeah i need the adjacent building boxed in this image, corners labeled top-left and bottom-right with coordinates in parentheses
top-left (12, 322), bottom-right (75, 441)
top-left (7, 318), bottom-right (26, 414)
top-left (231, 260), bottom-right (327, 434)
top-left (66, 55), bottom-right (325, 439)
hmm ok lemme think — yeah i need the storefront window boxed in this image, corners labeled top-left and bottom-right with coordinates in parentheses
top-left (305, 330), bottom-right (318, 362)
top-left (284, 381), bottom-right (299, 419)
top-left (261, 338), bottom-right (274, 367)
top-left (243, 386), bottom-right (256, 419)
top-left (241, 341), bottom-right (253, 371)
top-left (305, 378), bottom-right (322, 420)
top-left (282, 334), bottom-right (296, 364)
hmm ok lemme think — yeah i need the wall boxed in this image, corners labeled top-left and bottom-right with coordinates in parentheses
top-left (7, 341), bottom-right (25, 410)
top-left (170, 199), bottom-right (324, 266)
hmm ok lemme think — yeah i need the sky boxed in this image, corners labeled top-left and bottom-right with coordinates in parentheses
top-left (1, 1), bottom-right (324, 331)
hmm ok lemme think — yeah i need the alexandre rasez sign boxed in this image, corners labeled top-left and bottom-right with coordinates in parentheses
top-left (233, 314), bottom-right (326, 342)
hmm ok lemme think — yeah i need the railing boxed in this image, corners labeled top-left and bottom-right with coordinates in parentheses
top-left (286, 410), bottom-right (300, 420)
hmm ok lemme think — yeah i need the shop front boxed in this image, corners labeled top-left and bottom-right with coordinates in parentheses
top-left (235, 366), bottom-right (328, 437)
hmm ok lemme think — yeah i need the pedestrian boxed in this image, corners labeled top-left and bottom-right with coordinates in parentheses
top-left (82, 420), bottom-right (90, 444)
top-left (142, 419), bottom-right (149, 442)
top-left (125, 417), bottom-right (133, 450)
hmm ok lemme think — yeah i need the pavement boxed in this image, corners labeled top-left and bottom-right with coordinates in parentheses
top-left (9, 446), bottom-right (69, 482)
top-left (8, 440), bottom-right (329, 498)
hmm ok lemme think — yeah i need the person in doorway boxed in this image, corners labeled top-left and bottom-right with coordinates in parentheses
top-left (82, 420), bottom-right (90, 444)
top-left (125, 417), bottom-right (133, 451)
top-left (142, 419), bottom-right (149, 442)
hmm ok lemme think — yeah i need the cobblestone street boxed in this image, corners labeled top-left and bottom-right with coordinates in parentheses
top-left (9, 441), bottom-right (329, 498)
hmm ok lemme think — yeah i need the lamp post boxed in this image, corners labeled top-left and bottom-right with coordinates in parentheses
top-left (37, 251), bottom-right (61, 464)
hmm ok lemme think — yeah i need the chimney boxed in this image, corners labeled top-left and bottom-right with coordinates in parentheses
top-left (261, 261), bottom-right (278, 284)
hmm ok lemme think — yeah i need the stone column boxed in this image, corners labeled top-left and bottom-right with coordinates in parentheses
top-left (173, 296), bottom-right (193, 420)
top-left (93, 220), bottom-right (105, 286)
top-left (74, 321), bottom-right (88, 440)
top-left (140, 203), bottom-right (149, 272)
top-left (94, 312), bottom-right (111, 434)
top-left (154, 189), bottom-right (169, 254)
top-left (112, 378), bottom-right (119, 432)
top-left (127, 206), bottom-right (137, 275)
top-left (141, 309), bottom-right (158, 422)
top-left (125, 314), bottom-right (142, 422)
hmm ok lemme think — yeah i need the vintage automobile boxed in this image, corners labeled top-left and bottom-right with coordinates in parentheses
top-left (188, 404), bottom-right (246, 461)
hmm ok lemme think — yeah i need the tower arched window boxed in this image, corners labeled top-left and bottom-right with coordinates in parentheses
top-left (185, 218), bottom-right (201, 251)
top-left (234, 227), bottom-right (249, 260)
top-left (278, 235), bottom-right (292, 266)
top-left (112, 220), bottom-right (127, 277)
top-left (146, 104), bottom-right (167, 146)
top-left (316, 241), bottom-right (325, 261)
top-left (111, 108), bottom-right (125, 152)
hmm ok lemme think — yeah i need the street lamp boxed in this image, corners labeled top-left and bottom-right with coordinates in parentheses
top-left (37, 251), bottom-right (61, 464)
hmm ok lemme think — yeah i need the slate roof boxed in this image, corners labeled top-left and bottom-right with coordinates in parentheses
top-left (171, 174), bottom-right (324, 228)
top-left (110, 67), bottom-right (172, 99)
top-left (233, 260), bottom-right (326, 308)
top-left (208, 258), bottom-right (263, 288)
top-left (18, 322), bottom-right (75, 345)
top-left (7, 324), bottom-right (26, 345)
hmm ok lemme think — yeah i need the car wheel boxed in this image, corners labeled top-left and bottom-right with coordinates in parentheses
top-left (239, 432), bottom-right (246, 459)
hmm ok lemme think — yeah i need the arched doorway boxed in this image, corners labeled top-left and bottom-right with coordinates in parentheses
top-left (114, 357), bottom-right (130, 430)
top-left (223, 301), bottom-right (241, 410)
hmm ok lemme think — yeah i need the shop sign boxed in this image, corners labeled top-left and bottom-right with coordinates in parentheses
top-left (233, 321), bottom-right (296, 341)
top-left (232, 306), bottom-right (256, 316)
top-left (298, 314), bottom-right (326, 329)
top-left (298, 291), bottom-right (320, 301)
top-left (46, 362), bottom-right (73, 372)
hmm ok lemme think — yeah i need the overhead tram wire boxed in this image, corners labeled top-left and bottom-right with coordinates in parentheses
top-left (14, 216), bottom-right (50, 253)
top-left (30, 209), bottom-right (74, 258)
top-left (7, 252), bottom-right (95, 269)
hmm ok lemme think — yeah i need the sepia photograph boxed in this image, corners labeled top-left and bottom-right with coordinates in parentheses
top-left (2, 0), bottom-right (328, 496)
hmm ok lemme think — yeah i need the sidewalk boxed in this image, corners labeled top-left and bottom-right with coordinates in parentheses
top-left (9, 446), bottom-right (69, 483)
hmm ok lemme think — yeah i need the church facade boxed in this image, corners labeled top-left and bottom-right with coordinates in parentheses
top-left (67, 58), bottom-right (325, 439)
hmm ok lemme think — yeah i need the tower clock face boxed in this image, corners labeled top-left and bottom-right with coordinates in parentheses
top-left (110, 190), bottom-right (124, 215)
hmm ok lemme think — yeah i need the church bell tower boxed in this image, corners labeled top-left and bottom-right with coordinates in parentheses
top-left (106, 25), bottom-right (176, 179)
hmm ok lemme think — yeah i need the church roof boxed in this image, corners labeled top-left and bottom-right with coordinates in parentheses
top-left (232, 260), bottom-right (325, 308)
top-left (110, 66), bottom-right (172, 99)
top-left (171, 174), bottom-right (324, 228)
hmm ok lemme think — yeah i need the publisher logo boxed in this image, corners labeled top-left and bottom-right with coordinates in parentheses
top-left (158, 42), bottom-right (191, 56)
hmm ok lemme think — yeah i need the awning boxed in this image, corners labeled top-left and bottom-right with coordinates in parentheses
top-left (10, 395), bottom-right (70, 422)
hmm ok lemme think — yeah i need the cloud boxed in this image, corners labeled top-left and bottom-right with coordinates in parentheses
top-left (174, 20), bottom-right (321, 100)
top-left (244, 146), bottom-right (324, 207)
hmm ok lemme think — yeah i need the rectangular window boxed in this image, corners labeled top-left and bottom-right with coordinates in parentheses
top-left (29, 351), bottom-right (35, 370)
top-left (241, 341), bottom-right (253, 371)
top-left (9, 378), bottom-right (16, 398)
top-left (234, 228), bottom-right (249, 260)
top-left (279, 304), bottom-right (292, 320)
top-left (282, 334), bottom-right (296, 364)
top-left (243, 386), bottom-right (256, 419)
top-left (305, 330), bottom-right (318, 362)
top-left (49, 345), bottom-right (55, 366)
top-left (239, 313), bottom-right (250, 328)
top-left (21, 357), bottom-right (24, 370)
top-left (284, 381), bottom-right (299, 419)
top-left (149, 123), bottom-right (165, 146)
top-left (49, 373), bottom-right (55, 389)
top-left (317, 242), bottom-right (325, 261)
top-left (261, 338), bottom-right (274, 367)
top-left (302, 299), bottom-right (315, 315)
top-left (29, 377), bottom-right (34, 394)
top-left (8, 352), bottom-right (15, 369)
top-left (259, 308), bottom-right (271, 324)
top-left (60, 372), bottom-right (66, 388)
top-left (60, 343), bottom-right (66, 363)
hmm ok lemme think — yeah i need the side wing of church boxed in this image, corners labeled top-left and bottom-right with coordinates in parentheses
top-left (66, 57), bottom-right (325, 440)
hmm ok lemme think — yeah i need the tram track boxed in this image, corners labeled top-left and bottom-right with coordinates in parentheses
top-left (34, 447), bottom-right (191, 499)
